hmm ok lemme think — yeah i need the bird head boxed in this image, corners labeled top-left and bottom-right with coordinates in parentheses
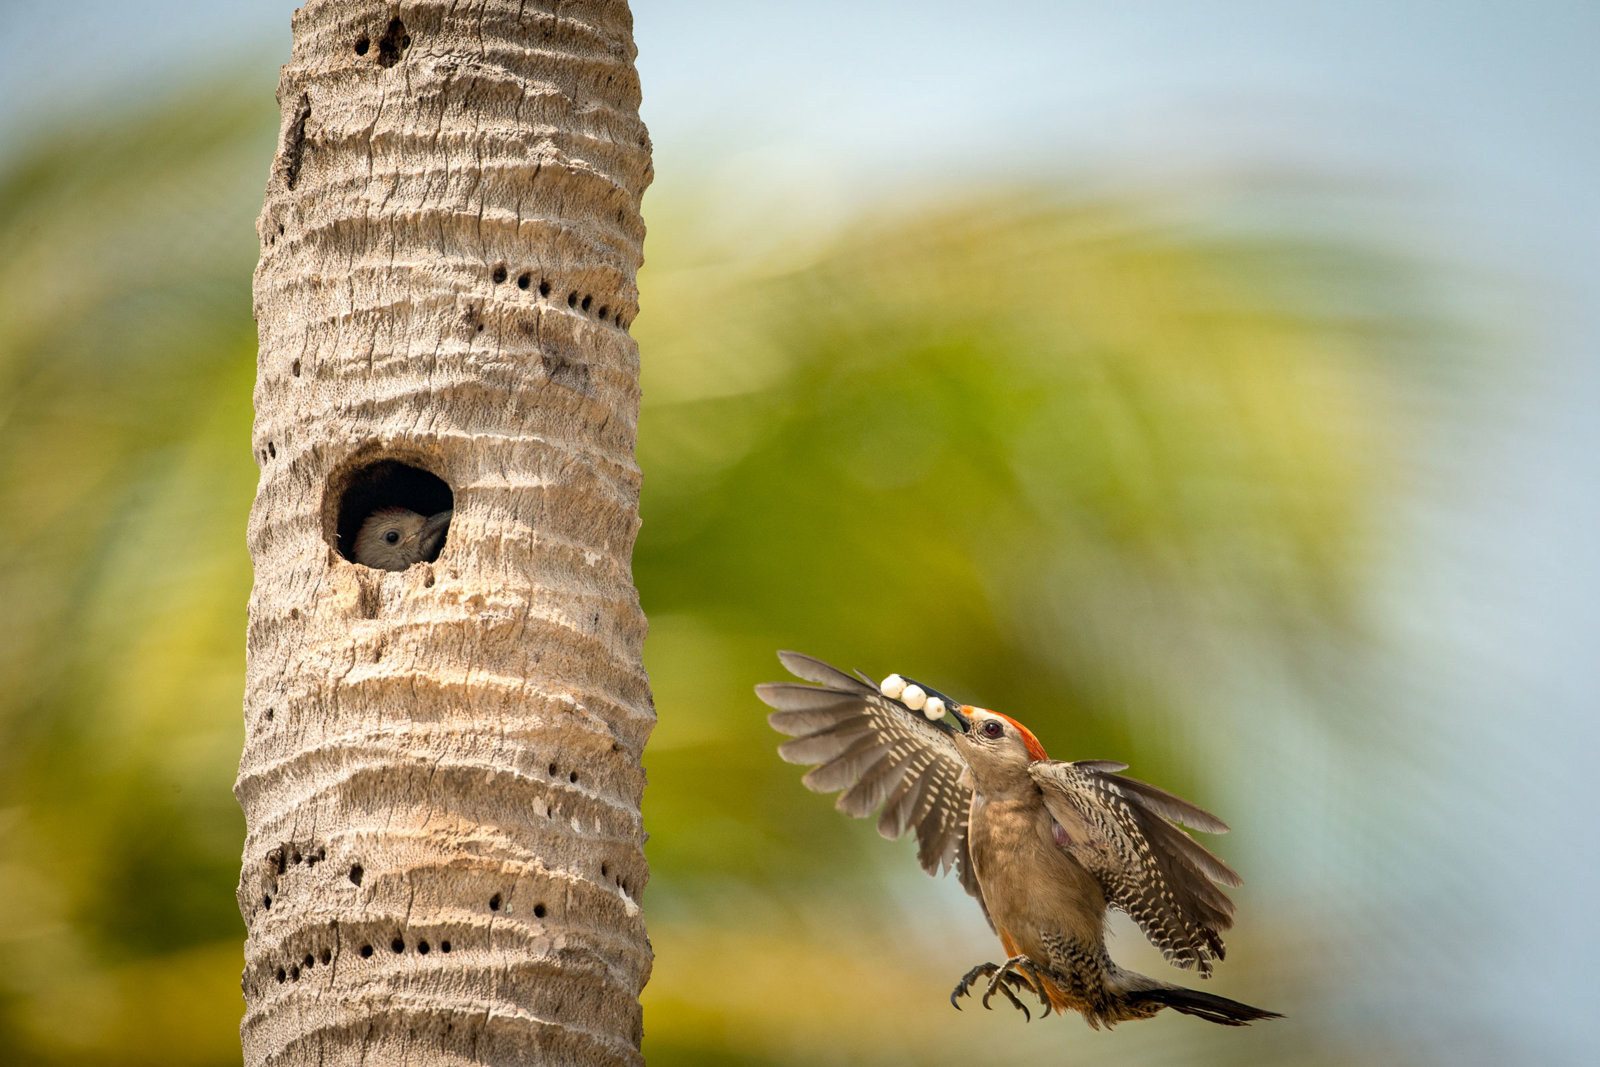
top-left (948, 705), bottom-right (1049, 772)
top-left (351, 507), bottom-right (453, 570)
top-left (880, 672), bottom-right (1048, 787)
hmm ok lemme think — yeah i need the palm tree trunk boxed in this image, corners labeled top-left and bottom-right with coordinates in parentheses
top-left (238, 2), bottom-right (654, 1063)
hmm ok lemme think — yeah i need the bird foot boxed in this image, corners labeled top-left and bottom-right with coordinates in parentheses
top-left (950, 956), bottom-right (1053, 1020)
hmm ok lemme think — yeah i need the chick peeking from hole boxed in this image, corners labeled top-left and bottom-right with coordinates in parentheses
top-left (352, 507), bottom-right (452, 570)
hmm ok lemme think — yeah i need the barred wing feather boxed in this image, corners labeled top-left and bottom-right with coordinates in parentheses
top-left (1031, 759), bottom-right (1240, 976)
top-left (756, 652), bottom-right (986, 917)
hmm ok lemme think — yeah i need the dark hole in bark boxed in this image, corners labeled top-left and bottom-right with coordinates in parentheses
top-left (440, 940), bottom-right (452, 953)
top-left (354, 36), bottom-right (370, 55)
top-left (600, 863), bottom-right (609, 878)
top-left (290, 849), bottom-right (301, 865)
top-left (303, 954), bottom-right (314, 969)
top-left (569, 770), bottom-right (579, 784)
top-left (280, 94), bottom-right (311, 191)
top-left (580, 295), bottom-right (593, 312)
top-left (331, 459), bottom-right (453, 565)
top-left (289, 965), bottom-right (300, 980)
top-left (320, 948), bottom-right (332, 964)
top-left (597, 305), bottom-right (609, 320)
top-left (538, 279), bottom-right (551, 297)
top-left (376, 18), bottom-right (409, 68)
top-left (548, 763), bottom-right (557, 775)
top-left (391, 938), bottom-right (405, 953)
top-left (567, 291), bottom-right (578, 308)
top-left (276, 968), bottom-right (286, 983)
top-left (489, 894), bottom-right (502, 911)
top-left (265, 708), bottom-right (275, 721)
top-left (359, 944), bottom-right (373, 958)
top-left (263, 894), bottom-right (272, 908)
top-left (533, 903), bottom-right (546, 918)
top-left (491, 264), bottom-right (507, 284)
top-left (418, 941), bottom-right (431, 954)
top-left (290, 359), bottom-right (301, 377)
top-left (349, 864), bottom-right (364, 886)
top-left (516, 272), bottom-right (531, 290)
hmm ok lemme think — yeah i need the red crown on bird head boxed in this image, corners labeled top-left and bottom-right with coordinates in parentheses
top-left (986, 710), bottom-right (1049, 762)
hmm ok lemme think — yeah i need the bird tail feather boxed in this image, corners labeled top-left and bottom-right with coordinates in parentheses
top-left (1128, 985), bottom-right (1283, 1026)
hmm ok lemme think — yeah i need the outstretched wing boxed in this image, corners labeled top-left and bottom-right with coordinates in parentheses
top-left (755, 651), bottom-right (986, 917)
top-left (1031, 759), bottom-right (1241, 976)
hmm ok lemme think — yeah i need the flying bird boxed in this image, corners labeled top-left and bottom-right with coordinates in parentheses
top-left (756, 651), bottom-right (1281, 1029)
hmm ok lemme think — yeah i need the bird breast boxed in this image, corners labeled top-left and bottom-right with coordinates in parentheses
top-left (968, 793), bottom-right (1109, 955)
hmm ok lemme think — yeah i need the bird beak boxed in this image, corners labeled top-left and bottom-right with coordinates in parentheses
top-left (946, 702), bottom-right (973, 734)
top-left (418, 509), bottom-right (453, 553)
top-left (898, 676), bottom-right (971, 735)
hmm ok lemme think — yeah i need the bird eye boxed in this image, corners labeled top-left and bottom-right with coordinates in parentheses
top-left (981, 720), bottom-right (1004, 739)
top-left (384, 530), bottom-right (400, 544)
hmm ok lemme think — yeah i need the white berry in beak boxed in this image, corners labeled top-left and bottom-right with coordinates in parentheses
top-left (901, 684), bottom-right (927, 711)
top-left (880, 674), bottom-right (906, 700)
top-left (923, 695), bottom-right (946, 722)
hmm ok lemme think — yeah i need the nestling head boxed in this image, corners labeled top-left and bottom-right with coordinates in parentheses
top-left (351, 507), bottom-right (453, 571)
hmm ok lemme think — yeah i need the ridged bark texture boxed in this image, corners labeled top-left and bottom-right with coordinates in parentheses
top-left (239, 2), bottom-right (654, 1064)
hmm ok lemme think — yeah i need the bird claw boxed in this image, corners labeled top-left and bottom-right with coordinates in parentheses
top-left (986, 972), bottom-right (1032, 1021)
top-left (950, 956), bottom-right (1053, 1020)
top-left (950, 961), bottom-right (995, 1010)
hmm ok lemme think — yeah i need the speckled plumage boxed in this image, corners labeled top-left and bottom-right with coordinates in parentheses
top-left (760, 652), bottom-right (984, 915)
top-left (757, 651), bottom-right (1280, 1029)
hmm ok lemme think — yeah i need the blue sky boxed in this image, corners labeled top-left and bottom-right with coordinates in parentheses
top-left (3, 2), bottom-right (1595, 1061)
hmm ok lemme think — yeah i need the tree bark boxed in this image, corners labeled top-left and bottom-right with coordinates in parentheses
top-left (238, 2), bottom-right (654, 1063)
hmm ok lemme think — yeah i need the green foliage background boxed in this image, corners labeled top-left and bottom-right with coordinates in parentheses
top-left (0, 82), bottom-right (1462, 1065)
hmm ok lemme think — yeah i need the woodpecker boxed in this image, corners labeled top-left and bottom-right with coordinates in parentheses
top-left (351, 507), bottom-right (452, 571)
top-left (756, 651), bottom-right (1281, 1029)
